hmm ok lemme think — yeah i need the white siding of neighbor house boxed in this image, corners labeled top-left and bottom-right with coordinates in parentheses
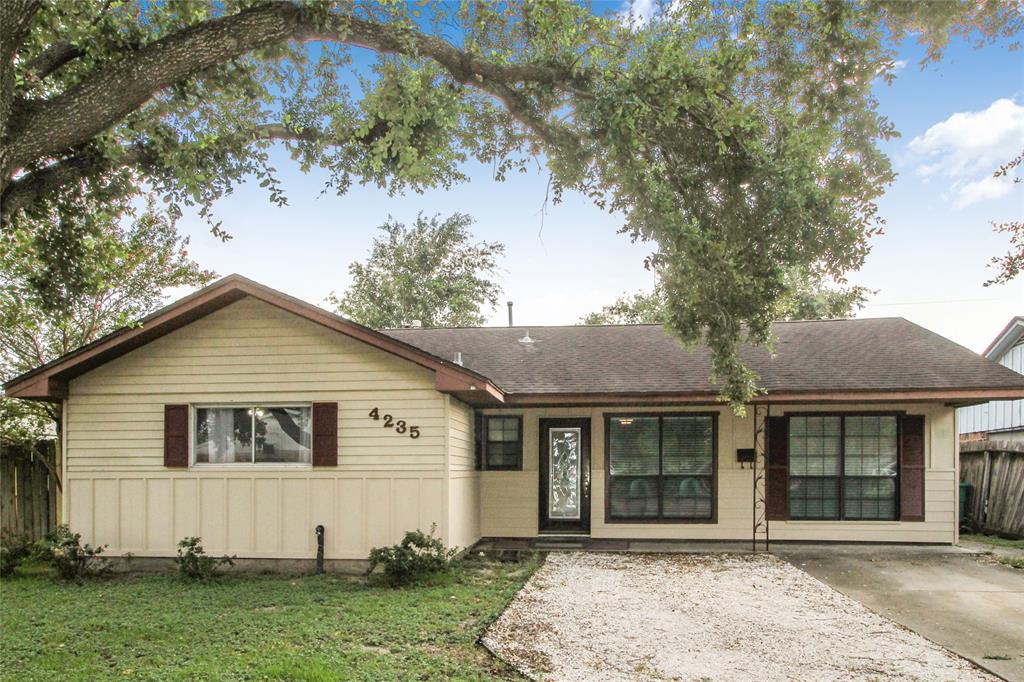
top-left (480, 403), bottom-right (958, 544)
top-left (958, 339), bottom-right (1024, 438)
top-left (63, 297), bottom-right (466, 560)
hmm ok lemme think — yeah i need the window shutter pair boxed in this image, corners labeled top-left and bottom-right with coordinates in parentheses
top-left (162, 403), bottom-right (339, 467)
top-left (765, 414), bottom-right (926, 522)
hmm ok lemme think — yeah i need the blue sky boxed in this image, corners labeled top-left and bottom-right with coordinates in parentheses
top-left (172, 8), bottom-right (1024, 353)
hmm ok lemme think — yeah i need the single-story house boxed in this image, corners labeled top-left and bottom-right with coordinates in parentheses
top-left (959, 316), bottom-right (1024, 444)
top-left (6, 275), bottom-right (1024, 566)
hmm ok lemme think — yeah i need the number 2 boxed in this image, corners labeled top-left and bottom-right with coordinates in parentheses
top-left (368, 407), bottom-right (379, 420)
top-left (383, 414), bottom-right (393, 428)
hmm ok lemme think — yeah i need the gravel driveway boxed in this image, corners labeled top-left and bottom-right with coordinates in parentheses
top-left (481, 552), bottom-right (994, 681)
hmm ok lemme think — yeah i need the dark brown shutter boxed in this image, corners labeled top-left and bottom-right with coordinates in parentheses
top-left (312, 402), bottom-right (338, 467)
top-left (766, 416), bottom-right (789, 520)
top-left (900, 415), bottom-right (925, 522)
top-left (163, 404), bottom-right (189, 468)
top-left (473, 412), bottom-right (484, 471)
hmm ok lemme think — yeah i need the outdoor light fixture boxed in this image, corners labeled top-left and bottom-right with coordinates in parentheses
top-left (618, 418), bottom-right (634, 425)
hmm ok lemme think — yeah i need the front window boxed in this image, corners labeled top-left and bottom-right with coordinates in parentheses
top-left (789, 414), bottom-right (898, 521)
top-left (607, 414), bottom-right (715, 521)
top-left (194, 405), bottom-right (312, 465)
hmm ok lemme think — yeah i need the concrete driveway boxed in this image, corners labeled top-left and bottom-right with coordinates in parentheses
top-left (776, 545), bottom-right (1024, 681)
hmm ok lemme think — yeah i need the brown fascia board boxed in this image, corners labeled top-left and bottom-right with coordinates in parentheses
top-left (501, 387), bottom-right (1024, 408)
top-left (3, 274), bottom-right (505, 404)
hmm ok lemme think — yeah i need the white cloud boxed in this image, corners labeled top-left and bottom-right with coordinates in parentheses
top-left (907, 98), bottom-right (1024, 206)
top-left (619, 0), bottom-right (658, 25)
top-left (892, 60), bottom-right (907, 72)
top-left (956, 174), bottom-right (1015, 208)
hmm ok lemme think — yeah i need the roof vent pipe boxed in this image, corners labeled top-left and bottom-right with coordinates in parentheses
top-left (519, 331), bottom-right (534, 344)
top-left (507, 302), bottom-right (514, 327)
top-left (453, 351), bottom-right (463, 366)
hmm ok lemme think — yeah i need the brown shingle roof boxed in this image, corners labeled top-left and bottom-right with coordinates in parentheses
top-left (385, 318), bottom-right (1024, 398)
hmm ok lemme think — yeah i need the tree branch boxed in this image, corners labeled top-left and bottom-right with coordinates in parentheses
top-left (21, 41), bottom-right (83, 83)
top-left (3, 2), bottom-right (588, 177)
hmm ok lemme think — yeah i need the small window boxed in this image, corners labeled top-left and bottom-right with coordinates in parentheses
top-left (194, 405), bottom-right (312, 465)
top-left (484, 416), bottom-right (522, 470)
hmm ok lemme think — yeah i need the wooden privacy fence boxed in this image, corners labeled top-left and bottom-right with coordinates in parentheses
top-left (960, 441), bottom-right (1024, 539)
top-left (0, 440), bottom-right (58, 541)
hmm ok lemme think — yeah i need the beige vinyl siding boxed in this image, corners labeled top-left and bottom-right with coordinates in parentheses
top-left (446, 398), bottom-right (481, 549)
top-left (480, 402), bottom-right (958, 544)
top-left (64, 297), bottom-right (454, 559)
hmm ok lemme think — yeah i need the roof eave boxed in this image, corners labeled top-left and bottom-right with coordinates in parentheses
top-left (499, 387), bottom-right (1024, 407)
top-left (3, 274), bottom-right (502, 403)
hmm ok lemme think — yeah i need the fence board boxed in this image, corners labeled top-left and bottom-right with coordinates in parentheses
top-left (0, 440), bottom-right (57, 541)
top-left (960, 445), bottom-right (1024, 538)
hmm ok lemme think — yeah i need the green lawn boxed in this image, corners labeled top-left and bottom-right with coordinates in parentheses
top-left (961, 533), bottom-right (1024, 551)
top-left (0, 556), bottom-right (540, 681)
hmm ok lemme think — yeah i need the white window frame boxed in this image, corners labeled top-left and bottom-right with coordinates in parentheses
top-left (190, 402), bottom-right (314, 470)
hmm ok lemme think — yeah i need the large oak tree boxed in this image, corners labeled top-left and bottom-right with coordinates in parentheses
top-left (1, 0), bottom-right (1019, 405)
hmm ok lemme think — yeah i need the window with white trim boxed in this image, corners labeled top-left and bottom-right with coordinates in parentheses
top-left (194, 405), bottom-right (312, 464)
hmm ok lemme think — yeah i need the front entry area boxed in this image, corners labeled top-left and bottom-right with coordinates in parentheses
top-left (538, 418), bottom-right (591, 534)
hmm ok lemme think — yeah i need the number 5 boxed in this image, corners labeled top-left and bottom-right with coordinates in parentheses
top-left (409, 426), bottom-right (420, 439)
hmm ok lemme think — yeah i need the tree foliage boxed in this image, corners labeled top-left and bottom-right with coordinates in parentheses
top-left (1, 0), bottom-right (1019, 405)
top-left (584, 267), bottom-right (868, 325)
top-left (0, 195), bottom-right (214, 443)
top-left (328, 213), bottom-right (504, 329)
top-left (985, 149), bottom-right (1023, 286)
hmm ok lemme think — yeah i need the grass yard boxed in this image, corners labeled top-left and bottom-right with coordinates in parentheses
top-left (961, 533), bottom-right (1024, 551)
top-left (0, 555), bottom-right (540, 681)
top-left (961, 533), bottom-right (1024, 570)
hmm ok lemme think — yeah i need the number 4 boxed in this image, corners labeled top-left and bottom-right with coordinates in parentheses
top-left (368, 407), bottom-right (379, 420)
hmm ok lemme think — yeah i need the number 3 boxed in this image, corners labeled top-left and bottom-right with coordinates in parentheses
top-left (396, 420), bottom-right (407, 434)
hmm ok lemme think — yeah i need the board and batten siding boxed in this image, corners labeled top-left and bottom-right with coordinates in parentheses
top-left (63, 297), bottom-right (463, 560)
top-left (959, 338), bottom-right (1024, 438)
top-left (480, 402), bottom-right (958, 544)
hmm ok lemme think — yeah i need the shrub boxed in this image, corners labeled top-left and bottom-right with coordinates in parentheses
top-left (175, 537), bottom-right (235, 581)
top-left (367, 525), bottom-right (457, 586)
top-left (36, 525), bottom-right (111, 581)
top-left (0, 532), bottom-right (33, 578)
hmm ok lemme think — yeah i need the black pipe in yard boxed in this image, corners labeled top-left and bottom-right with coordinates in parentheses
top-left (315, 524), bottom-right (325, 574)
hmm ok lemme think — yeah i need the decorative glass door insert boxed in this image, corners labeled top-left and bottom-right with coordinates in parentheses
top-left (548, 427), bottom-right (582, 520)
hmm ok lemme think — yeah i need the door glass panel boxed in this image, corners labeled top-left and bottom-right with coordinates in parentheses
top-left (548, 428), bottom-right (581, 520)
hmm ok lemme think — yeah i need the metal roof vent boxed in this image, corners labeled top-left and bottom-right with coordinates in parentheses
top-left (453, 351), bottom-right (463, 366)
top-left (518, 330), bottom-right (534, 344)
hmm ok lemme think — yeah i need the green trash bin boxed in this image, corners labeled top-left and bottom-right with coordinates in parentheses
top-left (959, 481), bottom-right (971, 526)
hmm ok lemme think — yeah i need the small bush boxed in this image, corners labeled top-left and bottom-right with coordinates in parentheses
top-left (36, 525), bottom-right (111, 581)
top-left (175, 537), bottom-right (234, 581)
top-left (0, 532), bottom-right (33, 578)
top-left (367, 525), bottom-right (457, 586)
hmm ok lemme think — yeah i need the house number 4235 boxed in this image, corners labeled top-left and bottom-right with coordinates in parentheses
top-left (368, 407), bottom-right (420, 439)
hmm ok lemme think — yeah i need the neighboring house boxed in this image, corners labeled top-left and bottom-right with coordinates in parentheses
top-left (958, 316), bottom-right (1024, 444)
top-left (5, 275), bottom-right (1024, 566)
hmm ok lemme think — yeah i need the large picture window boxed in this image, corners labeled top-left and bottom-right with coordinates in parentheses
top-left (789, 414), bottom-right (898, 521)
top-left (607, 414), bottom-right (716, 522)
top-left (194, 405), bottom-right (312, 465)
